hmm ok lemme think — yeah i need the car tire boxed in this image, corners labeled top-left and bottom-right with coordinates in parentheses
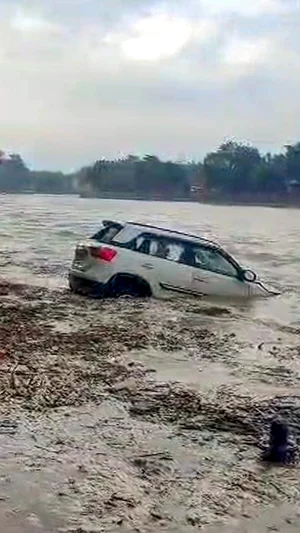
top-left (69, 274), bottom-right (104, 298)
top-left (106, 275), bottom-right (151, 298)
top-left (69, 274), bottom-right (80, 293)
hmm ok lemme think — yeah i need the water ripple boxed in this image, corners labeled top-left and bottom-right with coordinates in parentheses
top-left (0, 194), bottom-right (299, 331)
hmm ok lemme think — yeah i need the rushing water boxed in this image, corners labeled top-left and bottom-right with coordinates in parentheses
top-left (0, 193), bottom-right (299, 327)
top-left (0, 194), bottom-right (300, 532)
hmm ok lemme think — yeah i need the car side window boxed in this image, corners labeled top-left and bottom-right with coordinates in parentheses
top-left (193, 247), bottom-right (238, 278)
top-left (134, 235), bottom-right (151, 254)
top-left (164, 241), bottom-right (185, 262)
top-left (149, 239), bottom-right (186, 262)
top-left (149, 240), bottom-right (159, 255)
top-left (134, 236), bottom-right (188, 264)
top-left (147, 239), bottom-right (167, 258)
top-left (134, 235), bottom-right (161, 255)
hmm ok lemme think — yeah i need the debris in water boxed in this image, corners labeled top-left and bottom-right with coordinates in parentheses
top-left (0, 281), bottom-right (300, 531)
top-left (261, 419), bottom-right (297, 465)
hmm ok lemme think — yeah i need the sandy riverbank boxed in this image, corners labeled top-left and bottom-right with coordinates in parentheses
top-left (0, 282), bottom-right (299, 532)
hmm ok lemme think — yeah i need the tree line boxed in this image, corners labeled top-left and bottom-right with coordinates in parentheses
top-left (1, 141), bottom-right (300, 203)
top-left (77, 141), bottom-right (300, 203)
top-left (0, 152), bottom-right (75, 194)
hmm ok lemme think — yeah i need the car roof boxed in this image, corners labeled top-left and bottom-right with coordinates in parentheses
top-left (126, 221), bottom-right (219, 248)
top-left (102, 219), bottom-right (219, 248)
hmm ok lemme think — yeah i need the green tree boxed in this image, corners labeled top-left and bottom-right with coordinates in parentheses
top-left (204, 141), bottom-right (262, 194)
top-left (0, 153), bottom-right (30, 192)
top-left (284, 143), bottom-right (300, 183)
top-left (30, 171), bottom-right (74, 194)
top-left (252, 153), bottom-right (287, 194)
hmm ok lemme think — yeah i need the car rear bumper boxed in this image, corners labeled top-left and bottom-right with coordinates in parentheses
top-left (69, 273), bottom-right (105, 297)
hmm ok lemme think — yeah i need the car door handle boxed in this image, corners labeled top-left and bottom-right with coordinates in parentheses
top-left (142, 263), bottom-right (154, 270)
top-left (194, 276), bottom-right (207, 282)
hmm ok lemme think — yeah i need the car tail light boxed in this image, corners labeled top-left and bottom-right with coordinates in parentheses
top-left (90, 246), bottom-right (117, 262)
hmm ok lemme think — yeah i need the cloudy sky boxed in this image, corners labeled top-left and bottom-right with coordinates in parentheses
top-left (0, 0), bottom-right (300, 170)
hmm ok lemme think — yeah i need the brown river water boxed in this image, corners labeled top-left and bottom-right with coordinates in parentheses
top-left (1, 194), bottom-right (299, 314)
top-left (0, 194), bottom-right (300, 532)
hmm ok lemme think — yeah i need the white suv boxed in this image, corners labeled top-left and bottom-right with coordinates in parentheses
top-left (69, 220), bottom-right (279, 299)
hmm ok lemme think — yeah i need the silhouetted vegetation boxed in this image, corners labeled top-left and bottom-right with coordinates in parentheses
top-left (0, 152), bottom-right (75, 194)
top-left (77, 141), bottom-right (300, 204)
top-left (2, 141), bottom-right (300, 204)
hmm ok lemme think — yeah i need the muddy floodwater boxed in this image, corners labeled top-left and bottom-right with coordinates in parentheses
top-left (0, 194), bottom-right (300, 532)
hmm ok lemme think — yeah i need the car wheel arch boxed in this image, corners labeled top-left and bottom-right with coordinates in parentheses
top-left (105, 273), bottom-right (152, 297)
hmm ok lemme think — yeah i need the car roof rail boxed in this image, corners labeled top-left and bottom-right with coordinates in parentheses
top-left (126, 221), bottom-right (218, 247)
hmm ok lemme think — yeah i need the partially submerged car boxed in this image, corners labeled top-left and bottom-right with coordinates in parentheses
top-left (69, 220), bottom-right (279, 299)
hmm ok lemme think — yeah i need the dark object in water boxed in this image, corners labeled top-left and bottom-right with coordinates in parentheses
top-left (262, 420), bottom-right (297, 465)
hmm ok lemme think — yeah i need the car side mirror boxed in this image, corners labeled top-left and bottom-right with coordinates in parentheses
top-left (242, 269), bottom-right (257, 283)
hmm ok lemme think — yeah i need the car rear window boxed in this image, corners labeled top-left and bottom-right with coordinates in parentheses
top-left (111, 226), bottom-right (141, 244)
top-left (92, 224), bottom-right (123, 243)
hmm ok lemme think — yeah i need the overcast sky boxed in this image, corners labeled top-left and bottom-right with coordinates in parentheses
top-left (0, 0), bottom-right (300, 170)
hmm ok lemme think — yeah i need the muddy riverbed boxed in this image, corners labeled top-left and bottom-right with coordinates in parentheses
top-left (0, 281), bottom-right (299, 532)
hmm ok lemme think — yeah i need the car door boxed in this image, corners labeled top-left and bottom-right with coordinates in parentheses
top-left (135, 235), bottom-right (194, 298)
top-left (190, 245), bottom-right (249, 297)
